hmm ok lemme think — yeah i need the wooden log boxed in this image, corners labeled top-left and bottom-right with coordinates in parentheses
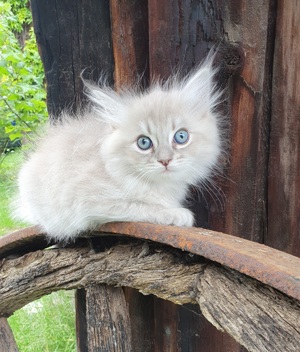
top-left (267, 0), bottom-right (300, 256)
top-left (0, 241), bottom-right (299, 351)
top-left (0, 243), bottom-right (200, 316)
top-left (198, 265), bottom-right (300, 352)
top-left (0, 318), bottom-right (18, 352)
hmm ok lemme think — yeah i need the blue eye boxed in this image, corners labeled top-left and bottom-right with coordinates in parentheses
top-left (174, 129), bottom-right (189, 144)
top-left (137, 136), bottom-right (153, 150)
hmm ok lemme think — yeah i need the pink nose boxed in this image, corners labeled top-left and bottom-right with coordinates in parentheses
top-left (158, 159), bottom-right (172, 167)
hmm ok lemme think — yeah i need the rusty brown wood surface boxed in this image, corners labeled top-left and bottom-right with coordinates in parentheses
top-left (267, 0), bottom-right (300, 256)
top-left (1, 223), bottom-right (299, 302)
top-left (99, 222), bottom-right (300, 301)
top-left (110, 0), bottom-right (148, 89)
top-left (148, 1), bottom-right (276, 351)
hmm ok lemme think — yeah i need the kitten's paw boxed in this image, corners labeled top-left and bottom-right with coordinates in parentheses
top-left (159, 208), bottom-right (194, 227)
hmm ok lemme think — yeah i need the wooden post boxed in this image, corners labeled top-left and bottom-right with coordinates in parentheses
top-left (110, 0), bottom-right (149, 89)
top-left (0, 318), bottom-right (18, 352)
top-left (267, 0), bottom-right (300, 256)
top-left (76, 285), bottom-right (132, 351)
top-left (31, 0), bottom-right (114, 116)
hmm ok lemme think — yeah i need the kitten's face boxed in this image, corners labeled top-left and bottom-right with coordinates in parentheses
top-left (101, 90), bottom-right (221, 186)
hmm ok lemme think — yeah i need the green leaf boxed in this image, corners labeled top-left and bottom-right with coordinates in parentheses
top-left (8, 132), bottom-right (22, 141)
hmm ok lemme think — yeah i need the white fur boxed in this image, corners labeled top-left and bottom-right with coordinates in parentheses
top-left (15, 60), bottom-right (223, 241)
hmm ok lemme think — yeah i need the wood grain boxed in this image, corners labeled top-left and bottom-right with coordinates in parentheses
top-left (31, 0), bottom-right (114, 116)
top-left (0, 242), bottom-right (299, 351)
top-left (267, 0), bottom-right (300, 256)
top-left (85, 284), bottom-right (132, 351)
top-left (0, 318), bottom-right (18, 352)
top-left (110, 0), bottom-right (149, 89)
top-left (0, 243), bottom-right (200, 316)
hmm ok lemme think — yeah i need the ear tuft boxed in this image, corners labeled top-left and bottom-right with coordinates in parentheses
top-left (179, 55), bottom-right (221, 112)
top-left (82, 78), bottom-right (123, 126)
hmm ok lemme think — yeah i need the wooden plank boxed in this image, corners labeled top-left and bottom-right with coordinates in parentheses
top-left (110, 0), bottom-right (149, 89)
top-left (149, 0), bottom-right (223, 79)
top-left (31, 0), bottom-right (114, 116)
top-left (123, 288), bottom-right (154, 352)
top-left (144, 0), bottom-right (275, 348)
top-left (153, 299), bottom-right (179, 352)
top-left (75, 289), bottom-right (88, 352)
top-left (210, 0), bottom-right (276, 242)
top-left (148, 0), bottom-right (228, 348)
top-left (85, 284), bottom-right (132, 351)
top-left (267, 0), bottom-right (300, 256)
top-left (0, 318), bottom-right (18, 352)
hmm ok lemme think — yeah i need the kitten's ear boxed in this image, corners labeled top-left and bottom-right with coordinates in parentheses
top-left (180, 58), bottom-right (220, 112)
top-left (83, 79), bottom-right (123, 126)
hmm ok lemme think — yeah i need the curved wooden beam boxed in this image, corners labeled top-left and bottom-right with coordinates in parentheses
top-left (0, 240), bottom-right (299, 352)
top-left (1, 222), bottom-right (300, 300)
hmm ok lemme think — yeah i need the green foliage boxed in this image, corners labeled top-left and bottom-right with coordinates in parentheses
top-left (0, 0), bottom-right (47, 142)
top-left (0, 150), bottom-right (27, 235)
top-left (3, 0), bottom-right (31, 32)
top-left (8, 291), bottom-right (76, 352)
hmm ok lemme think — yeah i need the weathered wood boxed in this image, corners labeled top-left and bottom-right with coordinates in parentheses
top-left (123, 288), bottom-right (154, 352)
top-left (148, 0), bottom-right (222, 79)
top-left (84, 284), bottom-right (132, 351)
top-left (198, 265), bottom-right (300, 352)
top-left (210, 0), bottom-right (276, 242)
top-left (110, 2), bottom-right (152, 346)
top-left (0, 318), bottom-right (18, 352)
top-left (267, 0), bottom-right (300, 256)
top-left (1, 223), bottom-right (300, 301)
top-left (75, 289), bottom-right (88, 352)
top-left (147, 0), bottom-right (276, 349)
top-left (31, 0), bottom-right (114, 116)
top-left (99, 222), bottom-right (300, 301)
top-left (153, 299), bottom-right (180, 352)
top-left (110, 0), bottom-right (149, 89)
top-left (0, 242), bottom-right (200, 316)
top-left (0, 241), bottom-right (299, 351)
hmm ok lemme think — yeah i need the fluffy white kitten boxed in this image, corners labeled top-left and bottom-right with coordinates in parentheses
top-left (16, 59), bottom-right (222, 241)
